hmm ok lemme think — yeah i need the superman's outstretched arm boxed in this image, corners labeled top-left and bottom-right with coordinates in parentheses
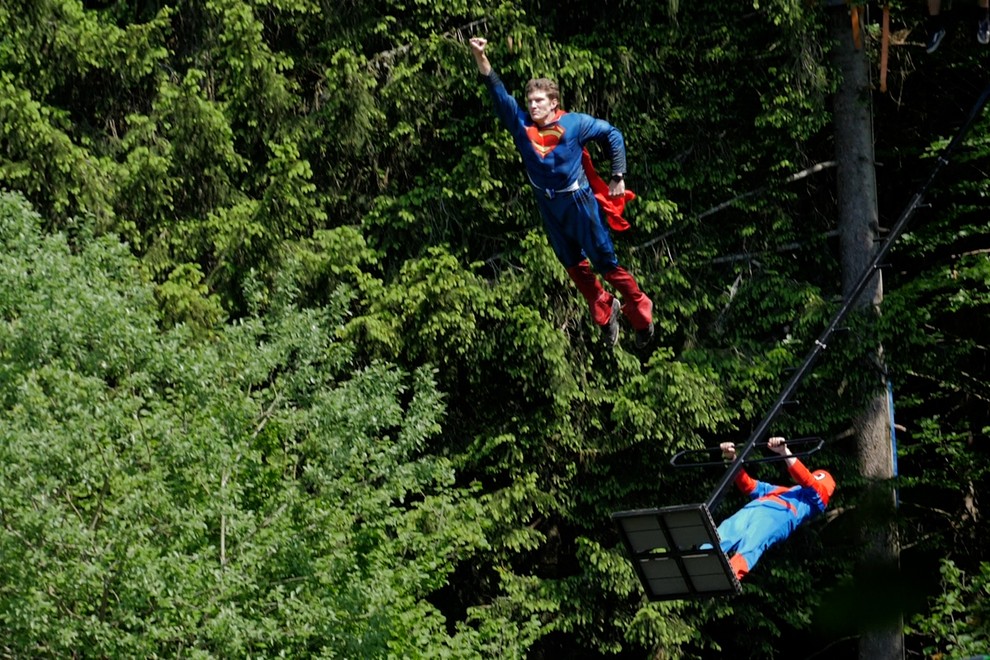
top-left (469, 37), bottom-right (527, 136)
top-left (469, 37), bottom-right (492, 75)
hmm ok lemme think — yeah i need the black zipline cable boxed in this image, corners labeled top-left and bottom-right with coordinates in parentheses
top-left (705, 81), bottom-right (990, 513)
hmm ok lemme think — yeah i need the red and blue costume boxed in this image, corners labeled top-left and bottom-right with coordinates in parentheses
top-left (481, 70), bottom-right (653, 333)
top-left (717, 459), bottom-right (836, 580)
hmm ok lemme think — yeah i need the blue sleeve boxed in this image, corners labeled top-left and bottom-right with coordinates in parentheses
top-left (574, 113), bottom-right (627, 176)
top-left (481, 70), bottom-right (529, 138)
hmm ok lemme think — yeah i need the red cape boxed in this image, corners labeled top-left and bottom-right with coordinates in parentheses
top-left (581, 148), bottom-right (634, 232)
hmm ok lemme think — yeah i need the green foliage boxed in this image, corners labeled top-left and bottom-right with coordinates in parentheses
top-left (2, 0), bottom-right (988, 656)
top-left (156, 262), bottom-right (226, 330)
top-left (0, 73), bottom-right (118, 225)
top-left (0, 192), bottom-right (494, 656)
top-left (907, 559), bottom-right (990, 657)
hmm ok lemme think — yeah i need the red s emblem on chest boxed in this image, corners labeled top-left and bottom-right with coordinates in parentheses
top-left (526, 124), bottom-right (565, 158)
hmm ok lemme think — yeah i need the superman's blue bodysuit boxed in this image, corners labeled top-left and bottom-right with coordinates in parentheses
top-left (480, 69), bottom-right (653, 333)
top-left (482, 69), bottom-right (625, 271)
top-left (717, 459), bottom-right (834, 580)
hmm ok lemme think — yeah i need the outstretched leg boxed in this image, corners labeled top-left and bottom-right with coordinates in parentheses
top-left (717, 505), bottom-right (795, 580)
top-left (566, 260), bottom-right (615, 326)
top-left (602, 266), bottom-right (654, 331)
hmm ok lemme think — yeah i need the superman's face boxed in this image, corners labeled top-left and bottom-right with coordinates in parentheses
top-left (527, 90), bottom-right (558, 127)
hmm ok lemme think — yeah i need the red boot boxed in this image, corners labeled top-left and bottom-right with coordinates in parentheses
top-left (602, 267), bottom-right (654, 347)
top-left (729, 553), bottom-right (750, 581)
top-left (566, 260), bottom-right (615, 326)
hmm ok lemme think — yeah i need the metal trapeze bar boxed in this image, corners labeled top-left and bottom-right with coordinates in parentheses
top-left (670, 436), bottom-right (825, 469)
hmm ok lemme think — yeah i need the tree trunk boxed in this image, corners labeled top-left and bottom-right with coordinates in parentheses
top-left (829, 6), bottom-right (905, 660)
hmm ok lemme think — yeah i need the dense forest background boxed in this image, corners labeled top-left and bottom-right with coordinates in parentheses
top-left (1, 0), bottom-right (989, 657)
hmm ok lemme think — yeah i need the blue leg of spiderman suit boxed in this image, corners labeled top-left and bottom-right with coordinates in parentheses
top-left (716, 501), bottom-right (805, 579)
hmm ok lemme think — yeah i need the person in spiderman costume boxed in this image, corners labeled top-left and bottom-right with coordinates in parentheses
top-left (468, 36), bottom-right (654, 349)
top-left (716, 436), bottom-right (836, 581)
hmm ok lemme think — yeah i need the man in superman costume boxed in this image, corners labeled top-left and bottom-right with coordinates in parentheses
top-left (469, 37), bottom-right (654, 348)
top-left (716, 436), bottom-right (836, 581)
